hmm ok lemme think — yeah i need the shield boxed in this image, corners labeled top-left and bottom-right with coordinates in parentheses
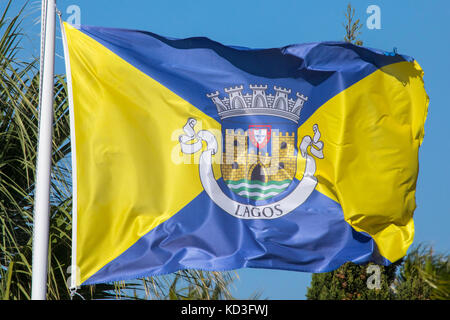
top-left (249, 125), bottom-right (271, 148)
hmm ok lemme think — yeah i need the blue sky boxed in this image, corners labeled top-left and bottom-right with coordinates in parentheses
top-left (8, 0), bottom-right (450, 299)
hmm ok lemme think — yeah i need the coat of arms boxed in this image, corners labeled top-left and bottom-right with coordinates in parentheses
top-left (179, 85), bottom-right (324, 219)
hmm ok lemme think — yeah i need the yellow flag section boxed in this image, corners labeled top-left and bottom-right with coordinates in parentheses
top-left (63, 23), bottom-right (221, 285)
top-left (297, 61), bottom-right (428, 263)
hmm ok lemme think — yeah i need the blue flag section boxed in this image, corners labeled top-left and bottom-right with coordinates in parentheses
top-left (63, 23), bottom-right (428, 286)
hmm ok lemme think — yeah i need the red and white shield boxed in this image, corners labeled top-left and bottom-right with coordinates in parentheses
top-left (249, 125), bottom-right (271, 148)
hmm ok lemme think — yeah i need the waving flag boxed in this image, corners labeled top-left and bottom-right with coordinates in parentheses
top-left (61, 22), bottom-right (428, 287)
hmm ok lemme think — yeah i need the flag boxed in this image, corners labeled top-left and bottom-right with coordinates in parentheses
top-left (61, 22), bottom-right (428, 287)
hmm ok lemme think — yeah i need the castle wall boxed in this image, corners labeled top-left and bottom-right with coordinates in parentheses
top-left (222, 130), bottom-right (297, 183)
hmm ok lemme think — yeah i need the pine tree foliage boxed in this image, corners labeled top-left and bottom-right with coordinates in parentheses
top-left (306, 262), bottom-right (399, 300)
top-left (307, 245), bottom-right (449, 300)
top-left (343, 3), bottom-right (363, 46)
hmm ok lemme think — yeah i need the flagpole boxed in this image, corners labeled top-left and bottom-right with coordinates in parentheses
top-left (31, 0), bottom-right (56, 300)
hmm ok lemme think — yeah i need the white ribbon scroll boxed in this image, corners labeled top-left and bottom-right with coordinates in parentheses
top-left (179, 118), bottom-right (324, 219)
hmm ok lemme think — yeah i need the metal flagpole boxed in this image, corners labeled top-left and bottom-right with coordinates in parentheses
top-left (31, 0), bottom-right (56, 300)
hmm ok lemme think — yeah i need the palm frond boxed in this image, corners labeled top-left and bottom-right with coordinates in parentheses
top-left (0, 1), bottom-right (239, 300)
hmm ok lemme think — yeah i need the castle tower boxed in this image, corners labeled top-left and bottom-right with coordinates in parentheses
top-left (224, 129), bottom-right (236, 165)
top-left (207, 91), bottom-right (228, 112)
top-left (249, 84), bottom-right (268, 108)
top-left (222, 128), bottom-right (249, 182)
top-left (234, 128), bottom-right (247, 165)
top-left (292, 93), bottom-right (308, 117)
top-left (273, 86), bottom-right (291, 111)
top-left (224, 85), bottom-right (247, 109)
